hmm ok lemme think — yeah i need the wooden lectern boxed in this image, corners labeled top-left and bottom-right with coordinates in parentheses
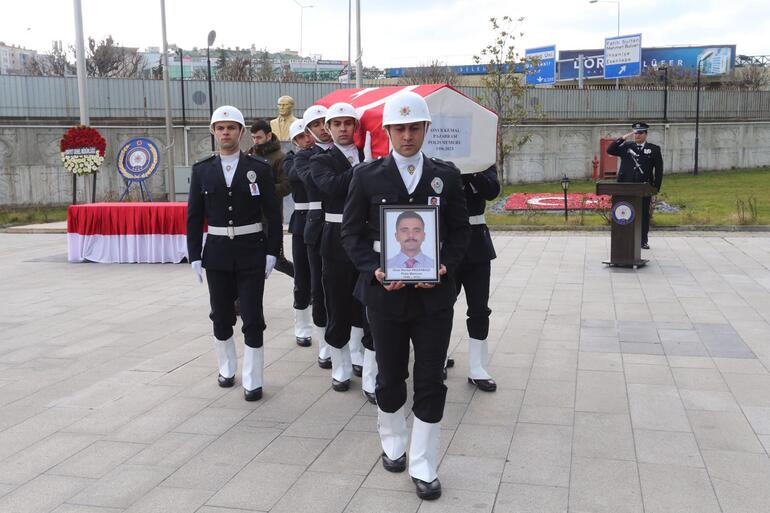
top-left (596, 181), bottom-right (658, 268)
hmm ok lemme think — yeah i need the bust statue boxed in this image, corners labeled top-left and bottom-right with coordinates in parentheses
top-left (270, 95), bottom-right (298, 142)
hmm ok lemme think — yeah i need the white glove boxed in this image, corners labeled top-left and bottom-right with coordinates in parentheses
top-left (191, 260), bottom-right (203, 284)
top-left (265, 255), bottom-right (277, 279)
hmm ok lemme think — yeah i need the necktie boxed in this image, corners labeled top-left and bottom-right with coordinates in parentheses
top-left (405, 258), bottom-right (416, 269)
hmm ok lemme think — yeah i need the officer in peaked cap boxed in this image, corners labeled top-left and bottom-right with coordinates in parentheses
top-left (341, 91), bottom-right (470, 500)
top-left (607, 121), bottom-right (664, 249)
top-left (187, 105), bottom-right (282, 402)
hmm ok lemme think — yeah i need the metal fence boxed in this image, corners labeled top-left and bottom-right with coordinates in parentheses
top-left (2, 75), bottom-right (769, 122)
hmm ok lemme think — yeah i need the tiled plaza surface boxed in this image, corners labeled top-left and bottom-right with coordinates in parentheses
top-left (1, 231), bottom-right (770, 513)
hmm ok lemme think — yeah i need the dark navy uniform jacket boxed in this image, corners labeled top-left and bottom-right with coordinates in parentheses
top-left (309, 145), bottom-right (365, 263)
top-left (341, 154), bottom-right (470, 317)
top-left (293, 145), bottom-right (325, 247)
top-left (462, 166), bottom-right (499, 263)
top-left (186, 152), bottom-right (282, 271)
top-left (284, 150), bottom-right (308, 236)
top-left (607, 138), bottom-right (664, 191)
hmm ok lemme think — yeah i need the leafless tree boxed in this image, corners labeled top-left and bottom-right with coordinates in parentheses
top-left (255, 51), bottom-right (276, 81)
top-left (398, 60), bottom-right (459, 86)
top-left (731, 66), bottom-right (770, 90)
top-left (23, 41), bottom-right (73, 76)
top-left (84, 36), bottom-right (145, 78)
top-left (217, 56), bottom-right (255, 81)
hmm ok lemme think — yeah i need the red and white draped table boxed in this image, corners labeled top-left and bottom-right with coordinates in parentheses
top-left (67, 202), bottom-right (189, 263)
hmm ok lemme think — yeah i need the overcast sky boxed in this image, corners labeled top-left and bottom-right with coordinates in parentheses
top-left (2, 0), bottom-right (768, 68)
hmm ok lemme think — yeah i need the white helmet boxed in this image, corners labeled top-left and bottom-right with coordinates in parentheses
top-left (382, 91), bottom-right (431, 127)
top-left (210, 105), bottom-right (245, 128)
top-left (289, 119), bottom-right (306, 142)
top-left (325, 102), bottom-right (359, 124)
top-left (302, 105), bottom-right (328, 126)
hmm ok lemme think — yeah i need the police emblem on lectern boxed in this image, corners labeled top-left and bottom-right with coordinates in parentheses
top-left (612, 201), bottom-right (635, 225)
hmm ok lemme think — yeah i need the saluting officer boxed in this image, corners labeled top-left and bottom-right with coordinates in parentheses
top-left (187, 105), bottom-right (281, 402)
top-left (283, 119), bottom-right (315, 347)
top-left (449, 164), bottom-right (500, 392)
top-left (607, 122), bottom-right (663, 249)
top-left (341, 91), bottom-right (470, 500)
top-left (293, 105), bottom-right (333, 369)
top-left (309, 103), bottom-right (372, 396)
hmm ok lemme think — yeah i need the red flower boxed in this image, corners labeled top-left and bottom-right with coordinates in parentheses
top-left (60, 125), bottom-right (107, 156)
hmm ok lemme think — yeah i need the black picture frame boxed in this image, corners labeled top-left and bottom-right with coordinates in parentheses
top-left (379, 205), bottom-right (440, 284)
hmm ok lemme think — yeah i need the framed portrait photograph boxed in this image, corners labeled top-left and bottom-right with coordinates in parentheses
top-left (380, 205), bottom-right (440, 284)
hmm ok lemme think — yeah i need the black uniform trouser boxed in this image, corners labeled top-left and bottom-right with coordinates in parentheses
top-left (642, 197), bottom-right (651, 244)
top-left (368, 304), bottom-right (452, 423)
top-left (306, 242), bottom-right (327, 328)
top-left (207, 266), bottom-right (266, 348)
top-left (455, 259), bottom-right (492, 340)
top-left (291, 230), bottom-right (311, 310)
top-left (321, 256), bottom-right (363, 348)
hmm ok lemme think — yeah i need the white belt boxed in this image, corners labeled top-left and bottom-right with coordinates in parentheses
top-left (294, 201), bottom-right (322, 211)
top-left (208, 223), bottom-right (262, 239)
top-left (325, 213), bottom-right (343, 223)
top-left (469, 214), bottom-right (486, 225)
top-left (373, 241), bottom-right (381, 253)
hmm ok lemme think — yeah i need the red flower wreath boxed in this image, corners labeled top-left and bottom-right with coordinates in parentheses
top-left (60, 125), bottom-right (106, 155)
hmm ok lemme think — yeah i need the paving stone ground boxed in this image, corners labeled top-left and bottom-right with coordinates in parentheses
top-left (1, 231), bottom-right (770, 513)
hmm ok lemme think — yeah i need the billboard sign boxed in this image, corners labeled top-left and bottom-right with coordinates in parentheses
top-left (604, 34), bottom-right (642, 79)
top-left (525, 45), bottom-right (556, 85)
top-left (559, 45), bottom-right (736, 80)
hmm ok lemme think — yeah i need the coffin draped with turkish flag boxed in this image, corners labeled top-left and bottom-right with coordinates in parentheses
top-left (315, 84), bottom-right (498, 174)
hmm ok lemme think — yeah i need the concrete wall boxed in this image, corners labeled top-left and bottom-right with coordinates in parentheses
top-left (2, 121), bottom-right (770, 205)
top-left (505, 121), bottom-right (770, 183)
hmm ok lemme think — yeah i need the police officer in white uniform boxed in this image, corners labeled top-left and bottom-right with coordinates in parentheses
top-left (341, 92), bottom-right (470, 500)
top-left (187, 105), bottom-right (282, 401)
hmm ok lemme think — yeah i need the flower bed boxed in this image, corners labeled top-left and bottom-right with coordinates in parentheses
top-left (504, 193), bottom-right (611, 211)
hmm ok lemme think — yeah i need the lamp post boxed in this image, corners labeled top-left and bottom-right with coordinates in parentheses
top-left (589, 0), bottom-right (620, 89)
top-left (293, 0), bottom-right (313, 57)
top-left (178, 48), bottom-right (186, 128)
top-left (561, 175), bottom-right (570, 222)
top-left (659, 64), bottom-right (668, 122)
top-left (694, 50), bottom-right (713, 176)
top-left (206, 30), bottom-right (216, 151)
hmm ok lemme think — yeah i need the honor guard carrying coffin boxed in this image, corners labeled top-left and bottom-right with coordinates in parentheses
top-left (607, 122), bottom-right (663, 249)
top-left (310, 103), bottom-right (376, 400)
top-left (293, 106), bottom-right (332, 369)
top-left (341, 91), bottom-right (471, 500)
top-left (283, 119), bottom-right (315, 347)
top-left (446, 165), bottom-right (500, 392)
top-left (186, 105), bottom-right (282, 401)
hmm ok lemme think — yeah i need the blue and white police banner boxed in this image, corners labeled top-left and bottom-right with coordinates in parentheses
top-left (612, 201), bottom-right (635, 225)
top-left (525, 45), bottom-right (556, 86)
top-left (604, 34), bottom-right (642, 80)
top-left (117, 138), bottom-right (160, 201)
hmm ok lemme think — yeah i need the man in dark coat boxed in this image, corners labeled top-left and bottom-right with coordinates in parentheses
top-left (607, 122), bottom-right (664, 249)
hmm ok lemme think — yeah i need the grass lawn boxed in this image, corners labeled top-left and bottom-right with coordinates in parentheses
top-left (488, 167), bottom-right (770, 227)
top-left (0, 206), bottom-right (69, 228)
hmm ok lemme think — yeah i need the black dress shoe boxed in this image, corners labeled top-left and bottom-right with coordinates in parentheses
top-left (641, 242), bottom-right (650, 250)
top-left (352, 364), bottom-right (363, 377)
top-left (274, 255), bottom-right (294, 277)
top-left (446, 358), bottom-right (455, 368)
top-left (332, 378), bottom-right (350, 392)
top-left (363, 390), bottom-right (377, 404)
top-left (381, 452), bottom-right (406, 472)
top-left (244, 387), bottom-right (263, 401)
top-left (412, 476), bottom-right (441, 500)
top-left (296, 336), bottom-right (312, 347)
top-left (318, 357), bottom-right (332, 369)
top-left (468, 377), bottom-right (497, 392)
top-left (218, 374), bottom-right (235, 388)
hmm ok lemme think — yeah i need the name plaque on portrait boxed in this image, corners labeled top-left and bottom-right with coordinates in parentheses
top-left (380, 205), bottom-right (440, 284)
